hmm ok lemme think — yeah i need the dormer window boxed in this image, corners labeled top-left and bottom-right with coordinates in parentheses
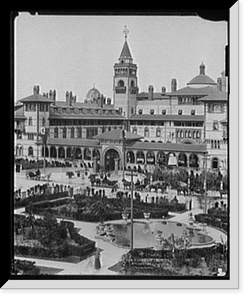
top-left (150, 109), bottom-right (154, 115)
top-left (162, 109), bottom-right (166, 115)
top-left (178, 109), bottom-right (183, 115)
top-left (191, 109), bottom-right (195, 115)
top-left (138, 109), bottom-right (143, 115)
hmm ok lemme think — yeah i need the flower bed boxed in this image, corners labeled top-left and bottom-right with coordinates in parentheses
top-left (14, 214), bottom-right (96, 261)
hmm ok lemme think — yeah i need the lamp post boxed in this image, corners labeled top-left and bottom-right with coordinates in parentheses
top-left (40, 127), bottom-right (49, 175)
top-left (130, 169), bottom-right (134, 250)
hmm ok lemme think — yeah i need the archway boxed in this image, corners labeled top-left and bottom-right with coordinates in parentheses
top-left (84, 148), bottom-right (91, 160)
top-left (127, 151), bottom-right (135, 163)
top-left (93, 149), bottom-right (100, 161)
top-left (166, 152), bottom-right (177, 167)
top-left (105, 148), bottom-right (120, 172)
top-left (58, 147), bottom-right (65, 159)
top-left (50, 146), bottom-right (57, 158)
top-left (157, 151), bottom-right (166, 165)
top-left (41, 146), bottom-right (49, 158)
top-left (66, 147), bottom-right (72, 159)
top-left (136, 151), bottom-right (145, 164)
top-left (146, 151), bottom-right (155, 165)
top-left (189, 154), bottom-right (199, 168)
top-left (75, 148), bottom-right (82, 160)
top-left (178, 153), bottom-right (187, 167)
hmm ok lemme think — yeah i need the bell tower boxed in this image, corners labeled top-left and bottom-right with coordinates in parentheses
top-left (113, 26), bottom-right (138, 119)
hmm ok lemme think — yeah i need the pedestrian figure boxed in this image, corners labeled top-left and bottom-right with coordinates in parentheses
top-left (189, 199), bottom-right (192, 211)
top-left (94, 248), bottom-right (101, 270)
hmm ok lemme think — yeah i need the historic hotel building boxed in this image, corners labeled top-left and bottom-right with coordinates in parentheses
top-left (14, 29), bottom-right (228, 175)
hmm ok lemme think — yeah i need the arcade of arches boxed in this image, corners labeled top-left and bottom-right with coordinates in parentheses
top-left (37, 145), bottom-right (221, 171)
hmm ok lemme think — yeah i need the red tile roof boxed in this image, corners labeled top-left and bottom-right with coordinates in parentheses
top-left (93, 129), bottom-right (143, 141)
top-left (19, 93), bottom-right (55, 103)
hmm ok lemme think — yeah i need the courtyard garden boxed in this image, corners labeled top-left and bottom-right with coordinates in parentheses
top-left (14, 213), bottom-right (96, 263)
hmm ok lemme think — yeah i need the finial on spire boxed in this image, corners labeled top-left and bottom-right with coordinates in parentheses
top-left (123, 25), bottom-right (129, 41)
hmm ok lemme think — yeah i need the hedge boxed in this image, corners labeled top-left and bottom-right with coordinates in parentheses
top-left (15, 191), bottom-right (69, 209)
top-left (194, 213), bottom-right (228, 232)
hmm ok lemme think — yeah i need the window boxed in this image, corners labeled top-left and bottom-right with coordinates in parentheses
top-left (28, 117), bottom-right (32, 126)
top-left (71, 127), bottom-right (75, 138)
top-left (213, 120), bottom-right (219, 131)
top-left (191, 109), bottom-right (195, 115)
top-left (27, 133), bottom-right (34, 140)
top-left (28, 146), bottom-right (33, 156)
top-left (156, 128), bottom-right (161, 137)
top-left (162, 109), bottom-right (166, 115)
top-left (131, 108), bottom-right (134, 115)
top-left (138, 109), bottom-right (143, 114)
top-left (54, 127), bottom-right (58, 138)
top-left (144, 127), bottom-right (149, 137)
top-left (118, 80), bottom-right (124, 87)
top-left (131, 80), bottom-right (135, 87)
top-left (62, 127), bottom-right (67, 139)
top-left (150, 109), bottom-right (154, 115)
top-left (178, 109), bottom-right (182, 115)
top-left (132, 127), bottom-right (137, 135)
top-left (42, 117), bottom-right (46, 126)
top-left (212, 157), bottom-right (219, 169)
top-left (77, 127), bottom-right (82, 138)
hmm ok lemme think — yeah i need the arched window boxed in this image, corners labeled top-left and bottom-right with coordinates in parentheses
top-left (136, 151), bottom-right (145, 164)
top-left (162, 109), bottom-right (166, 115)
top-left (212, 157), bottom-right (219, 169)
top-left (28, 117), bottom-right (32, 126)
top-left (28, 146), bottom-right (33, 156)
top-left (144, 127), bottom-right (149, 137)
top-left (127, 151), bottom-right (135, 164)
top-left (138, 109), bottom-right (143, 114)
top-left (150, 109), bottom-right (154, 115)
top-left (146, 151), bottom-right (155, 165)
top-left (77, 127), bottom-right (82, 138)
top-left (130, 80), bottom-right (135, 87)
top-left (118, 80), bottom-right (124, 87)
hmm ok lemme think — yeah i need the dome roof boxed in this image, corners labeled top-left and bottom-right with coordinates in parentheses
top-left (86, 87), bottom-right (101, 101)
top-left (187, 63), bottom-right (216, 87)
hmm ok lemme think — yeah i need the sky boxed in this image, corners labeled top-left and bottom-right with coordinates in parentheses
top-left (14, 12), bottom-right (227, 103)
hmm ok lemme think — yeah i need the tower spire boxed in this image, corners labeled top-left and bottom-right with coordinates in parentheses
top-left (123, 25), bottom-right (129, 41)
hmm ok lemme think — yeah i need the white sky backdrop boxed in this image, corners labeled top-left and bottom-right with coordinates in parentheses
top-left (14, 13), bottom-right (227, 102)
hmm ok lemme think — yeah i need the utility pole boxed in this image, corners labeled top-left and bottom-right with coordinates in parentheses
top-left (130, 169), bottom-right (134, 250)
top-left (204, 152), bottom-right (208, 214)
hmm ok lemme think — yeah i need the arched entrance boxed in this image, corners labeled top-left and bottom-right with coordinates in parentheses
top-left (105, 149), bottom-right (120, 172)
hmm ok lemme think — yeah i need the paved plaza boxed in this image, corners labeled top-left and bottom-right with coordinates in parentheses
top-left (14, 167), bottom-right (227, 275)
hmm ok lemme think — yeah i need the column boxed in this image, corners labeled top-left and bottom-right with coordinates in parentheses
top-left (114, 158), bottom-right (119, 175)
top-left (93, 157), bottom-right (98, 173)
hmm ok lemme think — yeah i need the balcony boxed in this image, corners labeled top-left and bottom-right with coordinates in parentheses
top-left (115, 86), bottom-right (126, 94)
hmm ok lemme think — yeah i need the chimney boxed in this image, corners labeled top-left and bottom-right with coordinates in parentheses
top-left (69, 91), bottom-right (73, 106)
top-left (49, 90), bottom-right (53, 99)
top-left (161, 86), bottom-right (166, 94)
top-left (217, 77), bottom-right (222, 91)
top-left (53, 90), bottom-right (56, 101)
top-left (33, 85), bottom-right (39, 94)
top-left (171, 79), bottom-right (177, 93)
top-left (148, 85), bottom-right (154, 101)
top-left (66, 91), bottom-right (69, 105)
top-left (221, 71), bottom-right (226, 92)
top-left (36, 85), bottom-right (40, 94)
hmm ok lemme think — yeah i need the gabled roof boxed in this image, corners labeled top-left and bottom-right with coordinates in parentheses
top-left (170, 86), bottom-right (217, 96)
top-left (19, 93), bottom-right (54, 104)
top-left (119, 40), bottom-right (132, 59)
top-left (199, 90), bottom-right (227, 102)
top-left (93, 129), bottom-right (143, 141)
